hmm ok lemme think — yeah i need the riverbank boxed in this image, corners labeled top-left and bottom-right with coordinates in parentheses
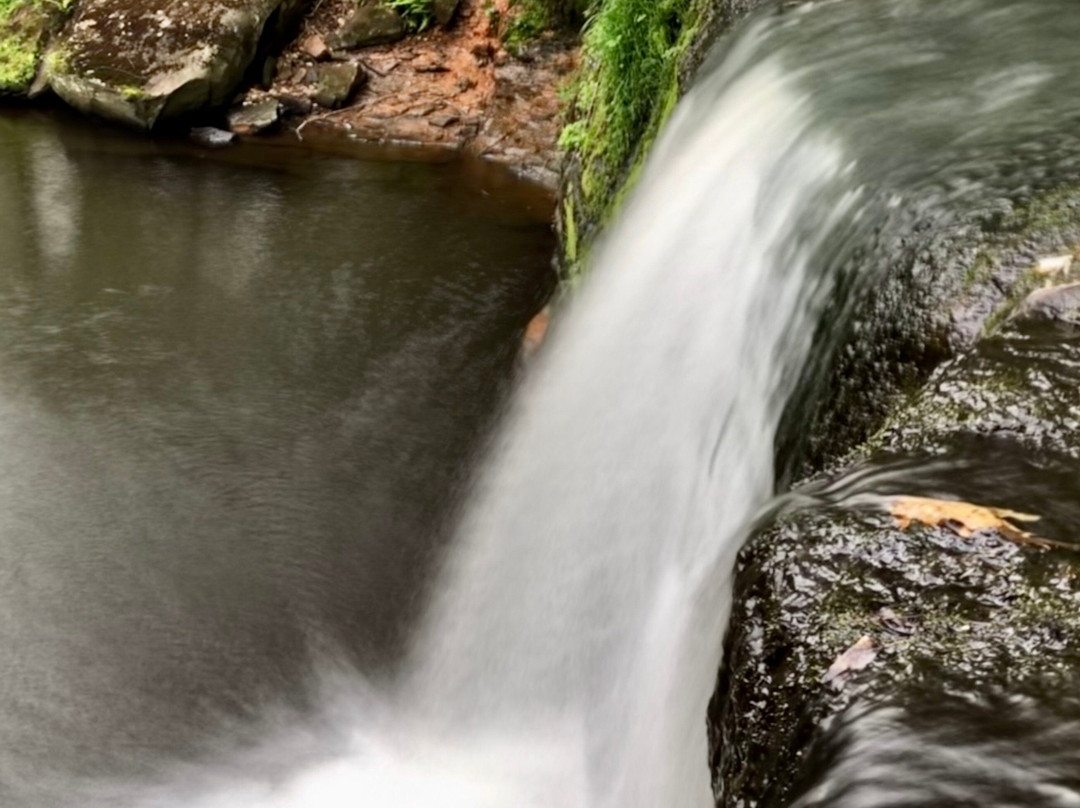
top-left (0, 0), bottom-right (579, 191)
top-left (258, 0), bottom-right (577, 189)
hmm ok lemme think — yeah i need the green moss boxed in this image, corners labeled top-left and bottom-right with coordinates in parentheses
top-left (0, 30), bottom-right (36, 91)
top-left (563, 194), bottom-right (578, 264)
top-left (559, 0), bottom-right (713, 278)
top-left (118, 83), bottom-right (146, 101)
top-left (0, 0), bottom-right (73, 94)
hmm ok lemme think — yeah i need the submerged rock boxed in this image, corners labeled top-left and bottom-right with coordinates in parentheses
top-left (189, 126), bottom-right (237, 148)
top-left (43, 0), bottom-right (307, 128)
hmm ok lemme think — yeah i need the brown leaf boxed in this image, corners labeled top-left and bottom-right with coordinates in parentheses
top-left (890, 496), bottom-right (1058, 548)
top-left (822, 635), bottom-right (878, 687)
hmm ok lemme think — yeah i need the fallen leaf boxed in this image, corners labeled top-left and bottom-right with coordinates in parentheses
top-left (890, 495), bottom-right (1058, 548)
top-left (522, 307), bottom-right (550, 358)
top-left (823, 635), bottom-right (878, 687)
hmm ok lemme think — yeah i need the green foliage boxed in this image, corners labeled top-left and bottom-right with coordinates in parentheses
top-left (384, 0), bottom-right (436, 32)
top-left (560, 0), bottom-right (711, 276)
top-left (503, 0), bottom-right (552, 53)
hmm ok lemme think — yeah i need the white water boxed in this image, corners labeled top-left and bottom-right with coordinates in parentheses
top-left (137, 18), bottom-right (862, 808)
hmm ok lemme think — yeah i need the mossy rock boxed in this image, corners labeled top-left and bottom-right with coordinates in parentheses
top-left (42, 0), bottom-right (308, 128)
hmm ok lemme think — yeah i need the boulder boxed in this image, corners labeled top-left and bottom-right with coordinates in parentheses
top-left (329, 1), bottom-right (406, 50)
top-left (42, 0), bottom-right (308, 129)
top-left (1012, 281), bottom-right (1080, 326)
top-left (312, 61), bottom-right (366, 109)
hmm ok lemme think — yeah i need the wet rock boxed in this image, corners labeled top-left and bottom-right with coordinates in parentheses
top-left (312, 62), bottom-right (366, 109)
top-left (227, 97), bottom-right (281, 134)
top-left (189, 126), bottom-right (237, 148)
top-left (433, 0), bottom-right (462, 26)
top-left (43, 0), bottom-right (308, 129)
top-left (710, 500), bottom-right (1080, 808)
top-left (1011, 282), bottom-right (1080, 326)
top-left (711, 277), bottom-right (1080, 807)
top-left (330, 1), bottom-right (406, 50)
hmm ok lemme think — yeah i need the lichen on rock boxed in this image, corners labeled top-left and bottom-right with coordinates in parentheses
top-left (42, 0), bottom-right (308, 128)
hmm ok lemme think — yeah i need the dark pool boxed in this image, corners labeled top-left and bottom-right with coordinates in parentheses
top-left (0, 110), bottom-right (555, 805)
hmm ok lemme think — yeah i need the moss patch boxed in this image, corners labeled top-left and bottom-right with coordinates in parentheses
top-left (558, 0), bottom-right (717, 278)
top-left (0, 0), bottom-right (72, 94)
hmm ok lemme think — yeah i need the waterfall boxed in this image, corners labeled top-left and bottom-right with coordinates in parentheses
top-left (134, 14), bottom-right (858, 808)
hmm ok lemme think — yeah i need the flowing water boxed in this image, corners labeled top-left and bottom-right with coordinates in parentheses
top-left (7, 0), bottom-right (1080, 806)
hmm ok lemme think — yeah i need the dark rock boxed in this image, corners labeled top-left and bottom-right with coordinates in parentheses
top-left (312, 62), bottom-right (366, 109)
top-left (189, 126), bottom-right (236, 148)
top-left (330, 1), bottom-right (407, 49)
top-left (275, 92), bottom-right (313, 117)
top-left (227, 98), bottom-right (281, 135)
top-left (433, 0), bottom-right (462, 26)
top-left (710, 496), bottom-right (1080, 808)
top-left (260, 55), bottom-right (277, 88)
top-left (711, 270), bottom-right (1080, 807)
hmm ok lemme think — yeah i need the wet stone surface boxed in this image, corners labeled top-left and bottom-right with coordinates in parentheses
top-left (712, 258), bottom-right (1080, 807)
top-left (709, 503), bottom-right (1080, 808)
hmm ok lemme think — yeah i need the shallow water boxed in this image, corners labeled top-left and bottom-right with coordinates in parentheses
top-left (0, 110), bottom-right (554, 805)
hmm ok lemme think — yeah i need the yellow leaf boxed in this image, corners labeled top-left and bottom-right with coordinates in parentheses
top-left (890, 495), bottom-right (1059, 549)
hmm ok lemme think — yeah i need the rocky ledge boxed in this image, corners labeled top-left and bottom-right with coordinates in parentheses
top-left (709, 188), bottom-right (1080, 807)
top-left (0, 0), bottom-right (576, 187)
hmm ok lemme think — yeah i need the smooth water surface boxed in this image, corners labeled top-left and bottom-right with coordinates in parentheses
top-left (0, 111), bottom-right (554, 805)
